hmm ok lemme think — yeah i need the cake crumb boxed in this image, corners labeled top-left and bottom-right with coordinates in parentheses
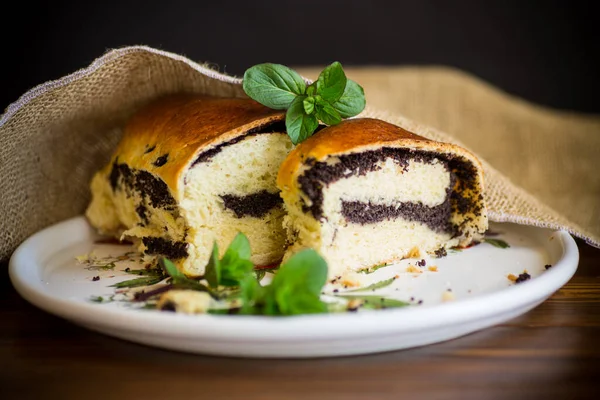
top-left (341, 278), bottom-right (360, 288)
top-left (434, 248), bottom-right (447, 258)
top-left (406, 265), bottom-right (422, 274)
top-left (341, 272), bottom-right (362, 287)
top-left (407, 247), bottom-right (421, 258)
top-left (347, 299), bottom-right (363, 311)
top-left (515, 272), bottom-right (531, 283)
top-left (428, 266), bottom-right (438, 272)
top-left (508, 271), bottom-right (531, 283)
top-left (544, 264), bottom-right (552, 270)
top-left (442, 290), bottom-right (455, 302)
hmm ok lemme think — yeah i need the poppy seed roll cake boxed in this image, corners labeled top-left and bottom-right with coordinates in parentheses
top-left (86, 95), bottom-right (293, 276)
top-left (277, 118), bottom-right (488, 277)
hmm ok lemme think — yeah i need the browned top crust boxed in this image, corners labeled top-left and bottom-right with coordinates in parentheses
top-left (277, 118), bottom-right (484, 193)
top-left (104, 94), bottom-right (285, 197)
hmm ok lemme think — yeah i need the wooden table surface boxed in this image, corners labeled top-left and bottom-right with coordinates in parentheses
top-left (2, 241), bottom-right (599, 399)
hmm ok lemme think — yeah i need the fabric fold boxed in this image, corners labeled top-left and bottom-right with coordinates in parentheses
top-left (1, 45), bottom-right (597, 263)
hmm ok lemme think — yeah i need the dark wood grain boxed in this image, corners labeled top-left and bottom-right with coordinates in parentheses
top-left (2, 241), bottom-right (599, 400)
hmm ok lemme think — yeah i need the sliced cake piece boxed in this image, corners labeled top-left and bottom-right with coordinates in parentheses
top-left (86, 95), bottom-right (293, 276)
top-left (277, 118), bottom-right (488, 277)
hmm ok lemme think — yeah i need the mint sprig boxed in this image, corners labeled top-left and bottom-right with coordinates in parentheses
top-left (241, 249), bottom-right (328, 316)
top-left (243, 62), bottom-right (365, 144)
top-left (104, 234), bottom-right (411, 316)
top-left (205, 233), bottom-right (254, 288)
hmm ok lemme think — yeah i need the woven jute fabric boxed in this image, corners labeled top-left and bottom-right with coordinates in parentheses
top-left (1, 46), bottom-right (598, 263)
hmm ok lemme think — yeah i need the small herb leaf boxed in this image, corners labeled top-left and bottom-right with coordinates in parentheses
top-left (343, 277), bottom-right (396, 293)
top-left (239, 274), bottom-right (265, 315)
top-left (341, 295), bottom-right (410, 309)
top-left (331, 79), bottom-right (366, 118)
top-left (316, 61), bottom-right (347, 103)
top-left (125, 268), bottom-right (163, 277)
top-left (484, 238), bottom-right (510, 249)
top-left (286, 96), bottom-right (319, 145)
top-left (268, 249), bottom-right (328, 315)
top-left (303, 96), bottom-right (316, 115)
top-left (315, 101), bottom-right (342, 125)
top-left (110, 276), bottom-right (163, 288)
top-left (220, 233), bottom-right (254, 286)
top-left (243, 64), bottom-right (306, 109)
top-left (160, 258), bottom-right (185, 279)
top-left (358, 264), bottom-right (389, 274)
top-left (204, 243), bottom-right (221, 288)
top-left (160, 258), bottom-right (214, 295)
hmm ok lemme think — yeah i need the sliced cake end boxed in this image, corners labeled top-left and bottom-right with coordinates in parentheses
top-left (86, 95), bottom-right (291, 276)
top-left (277, 118), bottom-right (488, 278)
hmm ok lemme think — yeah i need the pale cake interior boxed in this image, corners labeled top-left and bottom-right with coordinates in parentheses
top-left (180, 132), bottom-right (292, 276)
top-left (281, 149), bottom-right (487, 278)
top-left (86, 131), bottom-right (293, 277)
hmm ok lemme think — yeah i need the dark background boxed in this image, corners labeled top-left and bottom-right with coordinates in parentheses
top-left (2, 0), bottom-right (598, 114)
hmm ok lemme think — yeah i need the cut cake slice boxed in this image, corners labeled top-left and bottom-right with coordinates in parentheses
top-left (277, 118), bottom-right (488, 277)
top-left (86, 94), bottom-right (292, 276)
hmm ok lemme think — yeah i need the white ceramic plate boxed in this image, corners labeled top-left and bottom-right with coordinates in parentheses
top-left (9, 216), bottom-right (578, 358)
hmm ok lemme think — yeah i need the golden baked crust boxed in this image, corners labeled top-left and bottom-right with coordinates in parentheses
top-left (277, 118), bottom-right (485, 196)
top-left (104, 94), bottom-right (285, 199)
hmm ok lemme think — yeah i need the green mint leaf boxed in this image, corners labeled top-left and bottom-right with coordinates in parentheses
top-left (239, 274), bottom-right (265, 315)
top-left (160, 258), bottom-right (214, 295)
top-left (316, 61), bottom-right (347, 103)
top-left (160, 258), bottom-right (185, 279)
top-left (240, 249), bottom-right (328, 316)
top-left (303, 96), bottom-right (315, 115)
top-left (341, 295), bottom-right (410, 309)
top-left (125, 268), bottom-right (163, 277)
top-left (243, 63), bottom-right (306, 109)
top-left (110, 275), bottom-right (163, 288)
top-left (306, 83), bottom-right (316, 96)
top-left (267, 249), bottom-right (328, 315)
top-left (89, 295), bottom-right (105, 303)
top-left (84, 262), bottom-right (116, 271)
top-left (343, 277), bottom-right (396, 293)
top-left (220, 233), bottom-right (254, 286)
top-left (272, 249), bottom-right (328, 296)
top-left (331, 79), bottom-right (366, 118)
top-left (255, 270), bottom-right (266, 282)
top-left (315, 101), bottom-right (342, 125)
top-left (286, 96), bottom-right (319, 145)
top-left (224, 232), bottom-right (251, 259)
top-left (275, 291), bottom-right (327, 315)
top-left (204, 243), bottom-right (221, 288)
top-left (358, 264), bottom-right (389, 274)
top-left (484, 238), bottom-right (510, 249)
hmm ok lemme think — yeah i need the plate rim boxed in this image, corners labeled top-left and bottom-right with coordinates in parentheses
top-left (9, 216), bottom-right (579, 342)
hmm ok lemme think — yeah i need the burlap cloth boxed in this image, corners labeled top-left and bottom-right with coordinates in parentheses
top-left (1, 46), bottom-right (598, 264)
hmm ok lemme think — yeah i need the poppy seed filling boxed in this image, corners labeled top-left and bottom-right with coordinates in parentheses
top-left (220, 191), bottom-right (283, 218)
top-left (298, 148), bottom-right (481, 233)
